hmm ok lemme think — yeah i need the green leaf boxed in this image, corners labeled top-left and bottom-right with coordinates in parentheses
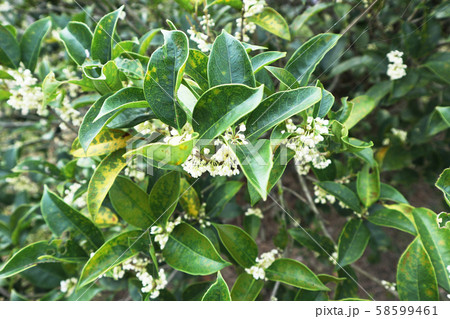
top-left (78, 230), bottom-right (145, 287)
top-left (163, 223), bottom-right (230, 275)
top-left (13, 159), bottom-right (63, 180)
top-left (206, 181), bottom-right (243, 217)
top-left (148, 171), bottom-right (180, 225)
top-left (208, 30), bottom-right (255, 87)
top-left (109, 176), bottom-right (154, 229)
top-left (138, 28), bottom-right (161, 55)
top-left (20, 17), bottom-right (52, 72)
top-left (423, 52), bottom-right (450, 85)
top-left (230, 272), bottom-right (264, 301)
top-left (192, 84), bottom-right (264, 142)
top-left (356, 163), bottom-right (380, 207)
top-left (71, 129), bottom-right (131, 157)
top-left (41, 187), bottom-right (104, 249)
top-left (312, 81), bottom-right (334, 118)
top-left (87, 149), bottom-right (127, 218)
top-left (379, 183), bottom-right (409, 204)
top-left (316, 181), bottom-right (361, 213)
top-left (202, 272), bottom-right (231, 301)
top-left (96, 87), bottom-right (148, 120)
top-left (214, 224), bottom-right (258, 268)
top-left (368, 208), bottom-right (417, 235)
top-left (412, 208), bottom-right (450, 291)
top-left (83, 61), bottom-right (123, 95)
top-left (397, 237), bottom-right (439, 301)
top-left (60, 22), bottom-right (92, 65)
top-left (247, 7), bottom-right (291, 41)
top-left (264, 66), bottom-right (300, 89)
top-left (246, 87), bottom-right (321, 140)
top-left (436, 168), bottom-right (450, 206)
top-left (144, 30), bottom-right (189, 129)
top-left (91, 6), bottom-right (123, 64)
top-left (0, 240), bottom-right (86, 278)
top-left (343, 96), bottom-right (376, 130)
top-left (0, 24), bottom-right (20, 68)
top-left (337, 219), bottom-right (370, 267)
top-left (291, 3), bottom-right (332, 35)
top-left (289, 228), bottom-right (335, 257)
top-left (230, 140), bottom-right (273, 200)
top-left (251, 51), bottom-right (286, 73)
top-left (285, 33), bottom-right (341, 86)
top-left (124, 133), bottom-right (198, 167)
top-left (265, 258), bottom-right (329, 291)
top-left (185, 49), bottom-right (209, 92)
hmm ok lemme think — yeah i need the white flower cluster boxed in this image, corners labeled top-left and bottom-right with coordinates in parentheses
top-left (386, 50), bottom-right (407, 80)
top-left (234, 0), bottom-right (266, 42)
top-left (187, 14), bottom-right (215, 52)
top-left (245, 207), bottom-right (263, 219)
top-left (328, 251), bottom-right (339, 265)
top-left (245, 249), bottom-right (279, 280)
top-left (382, 128), bottom-right (408, 145)
top-left (284, 117), bottom-right (331, 175)
top-left (314, 176), bottom-right (351, 209)
top-left (110, 257), bottom-right (168, 298)
top-left (150, 217), bottom-right (182, 249)
top-left (5, 175), bottom-right (39, 195)
top-left (1, 65), bottom-right (46, 116)
top-left (183, 203), bottom-right (211, 228)
top-left (182, 125), bottom-right (247, 178)
top-left (135, 119), bottom-right (170, 136)
top-left (60, 277), bottom-right (78, 295)
top-left (124, 157), bottom-right (146, 181)
top-left (381, 280), bottom-right (397, 292)
top-left (57, 94), bottom-right (83, 131)
top-left (63, 183), bottom-right (86, 209)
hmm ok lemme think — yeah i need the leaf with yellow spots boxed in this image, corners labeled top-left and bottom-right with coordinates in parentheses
top-left (179, 178), bottom-right (201, 217)
top-left (397, 237), bottom-right (439, 300)
top-left (83, 61), bottom-right (123, 95)
top-left (80, 206), bottom-right (119, 228)
top-left (124, 132), bottom-right (198, 167)
top-left (91, 6), bottom-right (123, 64)
top-left (71, 129), bottom-right (131, 157)
top-left (148, 171), bottom-right (180, 225)
top-left (185, 49), bottom-right (209, 92)
top-left (60, 21), bottom-right (93, 66)
top-left (87, 149), bottom-right (127, 218)
top-left (337, 219), bottom-right (370, 267)
top-left (144, 30), bottom-right (189, 129)
top-left (412, 207), bottom-right (450, 292)
top-left (247, 7), bottom-right (291, 41)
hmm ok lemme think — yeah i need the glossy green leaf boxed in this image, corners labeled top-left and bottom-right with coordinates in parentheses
top-left (397, 237), bottom-right (439, 301)
top-left (208, 30), bottom-right (255, 87)
top-left (144, 30), bottom-right (189, 129)
top-left (356, 163), bottom-right (380, 207)
top-left (247, 7), bottom-right (291, 41)
top-left (20, 17), bottom-right (52, 72)
top-left (148, 171), bottom-right (180, 225)
top-left (206, 181), bottom-right (243, 217)
top-left (343, 96), bottom-right (376, 130)
top-left (265, 258), bottom-right (329, 291)
top-left (124, 133), bottom-right (198, 167)
top-left (291, 3), bottom-right (332, 35)
top-left (185, 49), bottom-right (209, 91)
top-left (13, 159), bottom-right (62, 180)
top-left (96, 87), bottom-right (148, 120)
top-left (436, 168), bottom-right (450, 206)
top-left (163, 223), bottom-right (230, 275)
top-left (379, 183), bottom-right (409, 204)
top-left (138, 28), bottom-right (161, 55)
top-left (289, 228), bottom-right (335, 257)
top-left (231, 272), bottom-right (264, 301)
top-left (202, 272), bottom-right (231, 301)
top-left (265, 66), bottom-right (300, 89)
top-left (91, 6), bottom-right (123, 63)
top-left (316, 181), bottom-right (361, 213)
top-left (87, 149), bottom-right (127, 218)
top-left (368, 208), bottom-right (417, 235)
top-left (412, 207), bottom-right (450, 291)
top-left (78, 230), bottom-right (145, 287)
top-left (0, 25), bottom-right (20, 68)
top-left (214, 224), bottom-right (258, 268)
top-left (60, 22), bottom-right (92, 65)
top-left (246, 87), bottom-right (321, 140)
top-left (285, 33), bottom-right (341, 86)
top-left (251, 51), bottom-right (286, 73)
top-left (312, 81), bottom-right (334, 118)
top-left (109, 176), bottom-right (154, 228)
top-left (230, 139), bottom-right (273, 200)
top-left (337, 219), bottom-right (370, 267)
top-left (424, 52), bottom-right (450, 85)
top-left (41, 187), bottom-right (104, 249)
top-left (192, 84), bottom-right (264, 142)
top-left (83, 61), bottom-right (123, 95)
top-left (71, 129), bottom-right (131, 157)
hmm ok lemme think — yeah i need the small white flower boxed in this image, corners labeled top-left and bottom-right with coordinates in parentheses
top-left (245, 207), bottom-right (263, 219)
top-left (245, 249), bottom-right (279, 280)
top-left (60, 278), bottom-right (78, 295)
top-left (386, 50), bottom-right (407, 80)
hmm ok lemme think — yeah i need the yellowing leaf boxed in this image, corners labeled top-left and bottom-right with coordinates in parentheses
top-left (71, 129), bottom-right (131, 158)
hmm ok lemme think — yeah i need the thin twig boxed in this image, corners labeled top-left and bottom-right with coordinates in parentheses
top-left (47, 107), bottom-right (78, 134)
